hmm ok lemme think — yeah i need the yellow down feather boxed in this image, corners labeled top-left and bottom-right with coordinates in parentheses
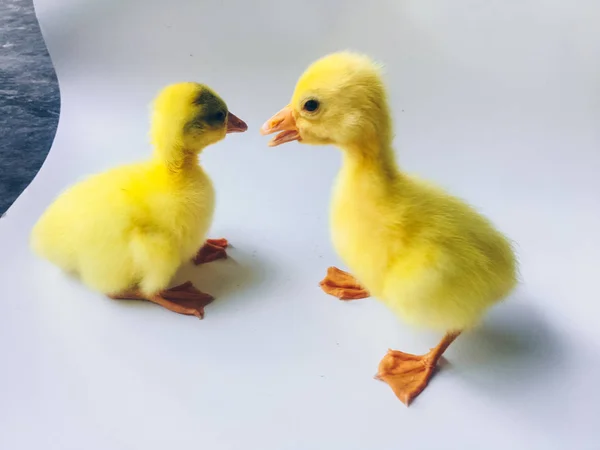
top-left (292, 52), bottom-right (518, 331)
top-left (31, 83), bottom-right (230, 297)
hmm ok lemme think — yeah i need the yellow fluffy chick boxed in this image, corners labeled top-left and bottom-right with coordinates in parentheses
top-left (261, 52), bottom-right (517, 405)
top-left (31, 82), bottom-right (247, 318)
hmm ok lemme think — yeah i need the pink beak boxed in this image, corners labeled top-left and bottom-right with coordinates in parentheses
top-left (226, 112), bottom-right (248, 133)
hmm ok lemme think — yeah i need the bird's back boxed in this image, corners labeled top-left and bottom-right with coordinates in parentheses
top-left (31, 161), bottom-right (214, 292)
top-left (381, 175), bottom-right (518, 330)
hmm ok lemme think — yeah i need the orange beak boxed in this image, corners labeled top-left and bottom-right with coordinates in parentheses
top-left (226, 112), bottom-right (248, 134)
top-left (260, 105), bottom-right (300, 147)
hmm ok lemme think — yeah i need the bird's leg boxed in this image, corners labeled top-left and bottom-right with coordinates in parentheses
top-left (108, 281), bottom-right (214, 319)
top-left (375, 331), bottom-right (461, 406)
top-left (319, 266), bottom-right (370, 300)
top-left (193, 238), bottom-right (229, 265)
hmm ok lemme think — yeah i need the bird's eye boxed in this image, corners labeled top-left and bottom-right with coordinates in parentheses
top-left (213, 111), bottom-right (226, 122)
top-left (303, 99), bottom-right (320, 113)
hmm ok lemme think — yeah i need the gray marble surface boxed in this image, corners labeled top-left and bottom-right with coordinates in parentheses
top-left (0, 0), bottom-right (60, 215)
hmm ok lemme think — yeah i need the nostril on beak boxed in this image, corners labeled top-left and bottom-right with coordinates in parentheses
top-left (271, 117), bottom-right (284, 128)
top-left (261, 119), bottom-right (280, 134)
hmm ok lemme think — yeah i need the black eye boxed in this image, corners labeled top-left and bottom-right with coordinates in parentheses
top-left (303, 99), bottom-right (320, 112)
top-left (213, 111), bottom-right (226, 122)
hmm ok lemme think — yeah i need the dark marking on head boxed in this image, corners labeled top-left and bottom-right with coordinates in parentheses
top-left (193, 89), bottom-right (218, 107)
top-left (184, 117), bottom-right (206, 133)
top-left (192, 88), bottom-right (228, 129)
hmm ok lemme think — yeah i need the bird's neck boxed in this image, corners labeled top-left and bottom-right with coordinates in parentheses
top-left (152, 143), bottom-right (203, 174)
top-left (340, 138), bottom-right (401, 184)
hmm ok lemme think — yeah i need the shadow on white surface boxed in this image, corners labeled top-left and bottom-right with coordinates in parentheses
top-left (458, 301), bottom-right (563, 386)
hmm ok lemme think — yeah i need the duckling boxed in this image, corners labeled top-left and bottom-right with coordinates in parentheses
top-left (31, 82), bottom-right (247, 318)
top-left (261, 52), bottom-right (517, 405)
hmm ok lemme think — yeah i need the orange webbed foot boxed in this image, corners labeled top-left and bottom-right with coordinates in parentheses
top-left (375, 332), bottom-right (461, 406)
top-left (319, 266), bottom-right (370, 300)
top-left (193, 238), bottom-right (229, 265)
top-left (109, 281), bottom-right (214, 319)
top-left (375, 349), bottom-right (438, 406)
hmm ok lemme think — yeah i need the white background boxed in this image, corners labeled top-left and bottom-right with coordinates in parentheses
top-left (1, 0), bottom-right (600, 449)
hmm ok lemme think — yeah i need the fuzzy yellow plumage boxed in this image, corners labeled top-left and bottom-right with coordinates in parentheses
top-left (31, 82), bottom-right (247, 317)
top-left (261, 51), bottom-right (518, 405)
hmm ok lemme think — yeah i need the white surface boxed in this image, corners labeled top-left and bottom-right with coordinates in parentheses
top-left (1, 0), bottom-right (600, 449)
